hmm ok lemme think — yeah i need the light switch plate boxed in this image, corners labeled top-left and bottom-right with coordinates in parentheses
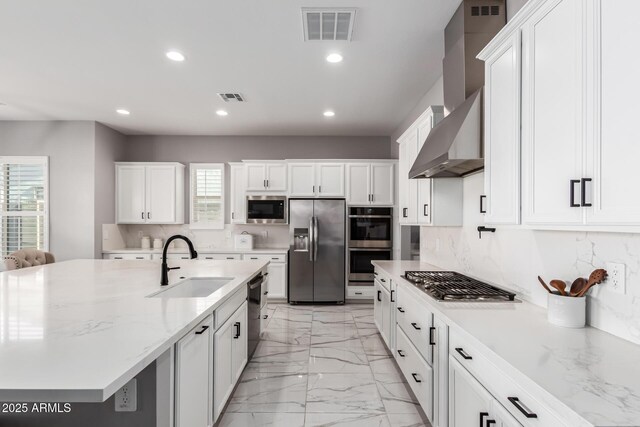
top-left (115, 378), bottom-right (137, 412)
top-left (605, 262), bottom-right (626, 294)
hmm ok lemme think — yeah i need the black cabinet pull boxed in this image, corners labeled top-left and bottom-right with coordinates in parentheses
top-left (263, 314), bottom-right (268, 319)
top-left (480, 195), bottom-right (486, 213)
top-left (411, 322), bottom-right (421, 330)
top-left (380, 278), bottom-right (386, 283)
top-left (508, 397), bottom-right (538, 418)
top-left (319, 185), bottom-right (322, 193)
top-left (581, 178), bottom-right (592, 207)
top-left (429, 327), bottom-right (436, 345)
top-left (233, 322), bottom-right (241, 339)
top-left (403, 207), bottom-right (408, 218)
top-left (424, 203), bottom-right (429, 216)
top-left (479, 412), bottom-right (489, 427)
top-left (397, 349), bottom-right (405, 357)
top-left (455, 347), bottom-right (472, 360)
top-left (147, 212), bottom-right (151, 219)
top-left (486, 420), bottom-right (496, 426)
top-left (377, 290), bottom-right (381, 302)
top-left (141, 212), bottom-right (144, 219)
top-left (264, 291), bottom-right (269, 295)
top-left (374, 272), bottom-right (378, 276)
top-left (397, 307), bottom-right (405, 313)
top-left (266, 179), bottom-right (269, 188)
top-left (195, 325), bottom-right (209, 335)
top-left (411, 373), bottom-right (421, 383)
top-left (390, 289), bottom-right (395, 302)
top-left (570, 179), bottom-right (581, 207)
top-left (355, 292), bottom-right (362, 295)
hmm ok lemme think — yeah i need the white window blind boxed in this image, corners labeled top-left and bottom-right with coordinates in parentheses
top-left (190, 163), bottom-right (225, 229)
top-left (0, 156), bottom-right (49, 258)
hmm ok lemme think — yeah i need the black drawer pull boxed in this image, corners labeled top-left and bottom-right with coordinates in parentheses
top-left (411, 322), bottom-right (421, 330)
top-left (480, 412), bottom-right (489, 427)
top-left (397, 350), bottom-right (405, 357)
top-left (581, 178), bottom-right (592, 207)
top-left (411, 373), bottom-right (421, 383)
top-left (390, 289), bottom-right (395, 302)
top-left (355, 292), bottom-right (363, 295)
top-left (570, 179), bottom-right (581, 207)
top-left (455, 347), bottom-right (472, 360)
top-left (508, 397), bottom-right (537, 418)
top-left (479, 195), bottom-right (486, 213)
top-left (486, 420), bottom-right (496, 426)
top-left (380, 278), bottom-right (386, 282)
top-left (377, 290), bottom-right (381, 302)
top-left (263, 314), bottom-right (268, 319)
top-left (374, 272), bottom-right (378, 276)
top-left (195, 325), bottom-right (209, 335)
top-left (429, 327), bottom-right (436, 345)
top-left (397, 307), bottom-right (405, 313)
top-left (233, 322), bottom-right (241, 339)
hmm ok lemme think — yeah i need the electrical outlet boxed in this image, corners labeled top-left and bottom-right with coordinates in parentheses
top-left (115, 378), bottom-right (137, 412)
top-left (605, 262), bottom-right (626, 294)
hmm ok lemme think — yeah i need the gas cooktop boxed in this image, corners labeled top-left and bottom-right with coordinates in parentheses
top-left (403, 271), bottom-right (516, 302)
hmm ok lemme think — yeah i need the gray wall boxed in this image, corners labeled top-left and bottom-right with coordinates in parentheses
top-left (94, 123), bottom-right (127, 258)
top-left (0, 121), bottom-right (96, 261)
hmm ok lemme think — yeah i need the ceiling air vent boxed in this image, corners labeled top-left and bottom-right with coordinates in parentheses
top-left (302, 8), bottom-right (356, 41)
top-left (217, 93), bottom-right (245, 102)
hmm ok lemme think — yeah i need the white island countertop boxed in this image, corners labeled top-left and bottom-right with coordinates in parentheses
top-left (0, 259), bottom-right (267, 403)
top-left (101, 247), bottom-right (289, 254)
top-left (373, 260), bottom-right (640, 427)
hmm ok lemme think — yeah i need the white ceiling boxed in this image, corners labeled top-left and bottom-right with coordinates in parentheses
top-left (0, 0), bottom-right (459, 136)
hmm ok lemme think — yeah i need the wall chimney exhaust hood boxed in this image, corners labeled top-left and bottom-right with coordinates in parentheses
top-left (409, 0), bottom-right (505, 179)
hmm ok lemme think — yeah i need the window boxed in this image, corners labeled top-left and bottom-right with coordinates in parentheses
top-left (0, 156), bottom-right (49, 258)
top-left (190, 163), bottom-right (225, 229)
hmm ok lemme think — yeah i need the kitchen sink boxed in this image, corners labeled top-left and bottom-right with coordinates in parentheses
top-left (147, 277), bottom-right (234, 298)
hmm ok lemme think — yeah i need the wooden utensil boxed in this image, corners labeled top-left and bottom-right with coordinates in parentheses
top-left (576, 269), bottom-right (608, 297)
top-left (537, 276), bottom-right (552, 293)
top-left (569, 277), bottom-right (587, 297)
top-left (550, 279), bottom-right (567, 296)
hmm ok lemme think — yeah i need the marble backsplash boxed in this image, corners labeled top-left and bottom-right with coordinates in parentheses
top-left (420, 172), bottom-right (640, 345)
top-left (102, 223), bottom-right (290, 251)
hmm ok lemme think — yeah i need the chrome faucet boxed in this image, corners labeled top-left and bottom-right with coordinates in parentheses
top-left (161, 235), bottom-right (198, 286)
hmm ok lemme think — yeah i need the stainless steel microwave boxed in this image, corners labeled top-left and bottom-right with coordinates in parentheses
top-left (246, 196), bottom-right (287, 224)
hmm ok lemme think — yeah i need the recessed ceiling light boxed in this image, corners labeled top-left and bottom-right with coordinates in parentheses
top-left (116, 109), bottom-right (130, 115)
top-left (323, 110), bottom-right (335, 117)
top-left (166, 51), bottom-right (186, 62)
top-left (326, 53), bottom-right (343, 63)
top-left (216, 110), bottom-right (228, 116)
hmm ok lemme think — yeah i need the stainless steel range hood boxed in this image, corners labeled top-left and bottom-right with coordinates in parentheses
top-left (409, 0), bottom-right (505, 179)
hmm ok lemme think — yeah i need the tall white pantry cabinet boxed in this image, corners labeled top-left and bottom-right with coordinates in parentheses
top-left (479, 0), bottom-right (640, 230)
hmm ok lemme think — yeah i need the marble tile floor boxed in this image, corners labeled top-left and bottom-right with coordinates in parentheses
top-left (218, 303), bottom-right (431, 427)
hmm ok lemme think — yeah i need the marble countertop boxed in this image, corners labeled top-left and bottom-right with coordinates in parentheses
top-left (373, 260), bottom-right (640, 427)
top-left (0, 259), bottom-right (267, 402)
top-left (102, 247), bottom-right (289, 254)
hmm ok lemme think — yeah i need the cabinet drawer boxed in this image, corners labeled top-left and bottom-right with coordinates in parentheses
top-left (395, 326), bottom-right (434, 420)
top-left (200, 253), bottom-right (241, 260)
top-left (347, 286), bottom-right (375, 299)
top-left (215, 286), bottom-right (248, 331)
top-left (396, 285), bottom-right (433, 365)
top-left (242, 253), bottom-right (286, 263)
top-left (450, 330), bottom-right (566, 427)
top-left (104, 253), bottom-right (151, 260)
top-left (374, 270), bottom-right (391, 292)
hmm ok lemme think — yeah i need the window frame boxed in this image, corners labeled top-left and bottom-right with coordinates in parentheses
top-left (0, 156), bottom-right (50, 257)
top-left (189, 163), bottom-right (225, 230)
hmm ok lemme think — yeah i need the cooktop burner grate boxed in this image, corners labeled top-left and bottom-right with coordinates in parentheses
top-left (403, 271), bottom-right (516, 301)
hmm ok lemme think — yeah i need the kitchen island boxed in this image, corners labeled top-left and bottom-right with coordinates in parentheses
top-left (0, 259), bottom-right (266, 426)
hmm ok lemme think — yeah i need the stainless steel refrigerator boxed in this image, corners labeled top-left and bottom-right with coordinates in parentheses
top-left (288, 198), bottom-right (345, 303)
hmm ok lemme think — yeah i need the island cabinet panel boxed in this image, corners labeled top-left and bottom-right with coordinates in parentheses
top-left (213, 301), bottom-right (248, 422)
top-left (449, 356), bottom-right (493, 427)
top-left (175, 315), bottom-right (213, 427)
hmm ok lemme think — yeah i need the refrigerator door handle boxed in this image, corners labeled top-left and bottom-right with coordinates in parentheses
top-left (313, 216), bottom-right (319, 262)
top-left (309, 217), bottom-right (314, 262)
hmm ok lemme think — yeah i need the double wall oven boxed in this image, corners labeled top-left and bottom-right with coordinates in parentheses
top-left (348, 207), bottom-right (392, 287)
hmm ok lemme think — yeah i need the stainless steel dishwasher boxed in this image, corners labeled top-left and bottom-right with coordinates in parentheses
top-left (247, 272), bottom-right (264, 358)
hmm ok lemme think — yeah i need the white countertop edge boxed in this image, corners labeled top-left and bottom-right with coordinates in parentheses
top-left (372, 260), bottom-right (636, 427)
top-left (0, 261), bottom-right (267, 403)
top-left (102, 248), bottom-right (289, 254)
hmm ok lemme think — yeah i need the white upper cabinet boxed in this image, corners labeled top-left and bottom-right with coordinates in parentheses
top-left (245, 162), bottom-right (287, 192)
top-left (346, 163), bottom-right (372, 205)
top-left (316, 163), bottom-right (345, 197)
top-left (116, 163), bottom-right (184, 224)
top-left (288, 163), bottom-right (317, 197)
top-left (371, 163), bottom-right (395, 206)
top-left (480, 30), bottom-right (522, 225)
top-left (521, 0), bottom-right (586, 225)
top-left (586, 0), bottom-right (640, 225)
top-left (229, 162), bottom-right (246, 224)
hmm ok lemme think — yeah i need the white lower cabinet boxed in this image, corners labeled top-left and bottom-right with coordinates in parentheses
top-left (213, 301), bottom-right (248, 422)
top-left (449, 356), bottom-right (493, 427)
top-left (396, 327), bottom-right (434, 421)
top-left (376, 280), bottom-right (391, 349)
top-left (242, 253), bottom-right (287, 300)
top-left (103, 253), bottom-right (151, 260)
top-left (175, 315), bottom-right (214, 427)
